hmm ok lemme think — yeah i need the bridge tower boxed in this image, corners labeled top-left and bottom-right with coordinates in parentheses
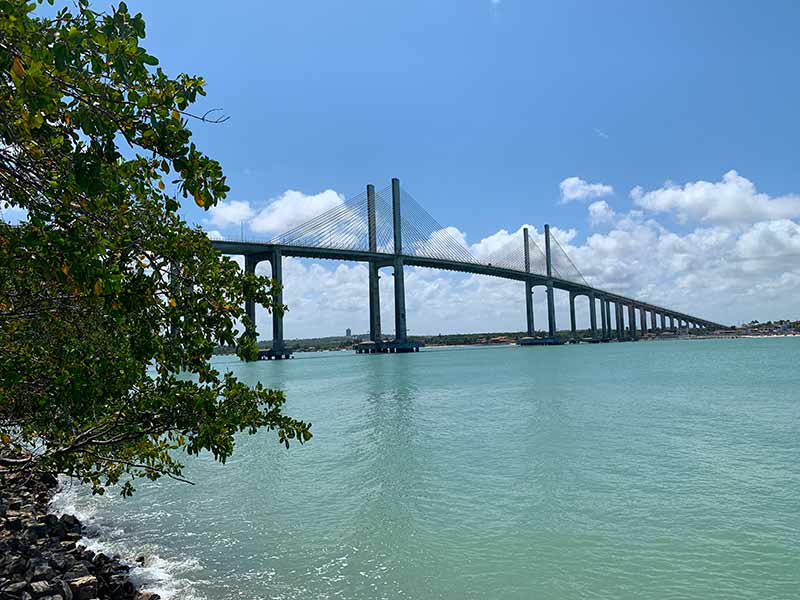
top-left (523, 227), bottom-right (535, 336)
top-left (367, 184), bottom-right (382, 342)
top-left (392, 178), bottom-right (408, 343)
top-left (544, 224), bottom-right (557, 340)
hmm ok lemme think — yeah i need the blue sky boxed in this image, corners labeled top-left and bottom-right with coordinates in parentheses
top-left (124, 0), bottom-right (800, 239)
top-left (9, 1), bottom-right (800, 336)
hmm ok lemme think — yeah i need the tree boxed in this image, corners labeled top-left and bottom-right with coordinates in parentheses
top-left (0, 0), bottom-right (311, 495)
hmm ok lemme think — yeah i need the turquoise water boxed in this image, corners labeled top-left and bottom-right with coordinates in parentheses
top-left (54, 338), bottom-right (800, 599)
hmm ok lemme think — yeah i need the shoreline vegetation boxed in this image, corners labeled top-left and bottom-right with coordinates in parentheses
top-left (213, 320), bottom-right (800, 355)
top-left (0, 463), bottom-right (158, 600)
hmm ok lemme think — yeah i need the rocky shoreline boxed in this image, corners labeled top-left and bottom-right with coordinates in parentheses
top-left (1, 469), bottom-right (158, 600)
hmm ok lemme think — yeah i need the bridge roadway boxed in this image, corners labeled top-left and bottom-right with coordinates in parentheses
top-left (210, 237), bottom-right (725, 356)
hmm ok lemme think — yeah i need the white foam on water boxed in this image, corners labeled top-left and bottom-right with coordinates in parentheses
top-left (50, 480), bottom-right (206, 600)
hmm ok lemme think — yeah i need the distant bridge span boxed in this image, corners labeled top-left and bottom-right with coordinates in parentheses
top-left (211, 178), bottom-right (724, 356)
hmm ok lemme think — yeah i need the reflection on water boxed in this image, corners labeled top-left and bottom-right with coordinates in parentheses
top-left (57, 340), bottom-right (800, 600)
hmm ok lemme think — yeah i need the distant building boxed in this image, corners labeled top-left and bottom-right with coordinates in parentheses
top-left (346, 328), bottom-right (352, 337)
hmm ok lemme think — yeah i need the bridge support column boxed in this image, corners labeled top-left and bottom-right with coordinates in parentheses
top-left (628, 304), bottom-right (637, 340)
top-left (605, 300), bottom-right (612, 340)
top-left (544, 224), bottom-right (556, 339)
top-left (569, 292), bottom-right (577, 342)
top-left (616, 302), bottom-right (625, 341)
top-left (271, 248), bottom-right (285, 353)
top-left (525, 282), bottom-right (534, 336)
top-left (639, 306), bottom-right (647, 336)
top-left (523, 228), bottom-right (534, 337)
top-left (393, 258), bottom-right (407, 341)
top-left (661, 313), bottom-right (666, 331)
top-left (367, 184), bottom-right (382, 342)
top-left (651, 310), bottom-right (658, 332)
top-left (589, 292), bottom-right (597, 340)
top-left (244, 255), bottom-right (258, 337)
top-left (392, 178), bottom-right (408, 343)
top-left (599, 297), bottom-right (607, 340)
top-left (369, 262), bottom-right (381, 341)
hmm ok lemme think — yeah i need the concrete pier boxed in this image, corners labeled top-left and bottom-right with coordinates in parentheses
top-left (367, 184), bottom-right (382, 342)
top-left (523, 228), bottom-right (535, 337)
top-left (392, 178), bottom-right (409, 344)
top-left (355, 340), bottom-right (422, 354)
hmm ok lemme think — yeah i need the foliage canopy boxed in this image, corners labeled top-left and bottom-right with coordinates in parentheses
top-left (0, 0), bottom-right (311, 495)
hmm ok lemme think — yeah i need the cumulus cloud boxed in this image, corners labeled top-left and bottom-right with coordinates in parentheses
top-left (250, 189), bottom-right (344, 234)
top-left (207, 199), bottom-right (254, 228)
top-left (588, 200), bottom-right (615, 226)
top-left (560, 177), bottom-right (614, 203)
top-left (631, 170), bottom-right (800, 225)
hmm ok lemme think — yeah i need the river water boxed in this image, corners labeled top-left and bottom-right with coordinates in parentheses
top-left (52, 338), bottom-right (800, 599)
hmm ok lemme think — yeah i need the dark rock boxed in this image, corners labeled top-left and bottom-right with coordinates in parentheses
top-left (67, 576), bottom-right (96, 600)
top-left (8, 501), bottom-right (21, 511)
top-left (29, 579), bottom-right (55, 598)
top-left (58, 542), bottom-right (76, 553)
top-left (4, 556), bottom-right (27, 576)
top-left (39, 473), bottom-right (58, 488)
top-left (22, 523), bottom-right (47, 540)
top-left (58, 516), bottom-right (80, 533)
top-left (6, 518), bottom-right (22, 532)
top-left (134, 594), bottom-right (160, 600)
top-left (107, 574), bottom-right (134, 600)
top-left (56, 580), bottom-right (72, 600)
top-left (29, 563), bottom-right (56, 582)
top-left (61, 564), bottom-right (90, 582)
top-left (1, 581), bottom-right (29, 594)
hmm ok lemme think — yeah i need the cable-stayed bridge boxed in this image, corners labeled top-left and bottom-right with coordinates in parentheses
top-left (211, 178), bottom-right (724, 358)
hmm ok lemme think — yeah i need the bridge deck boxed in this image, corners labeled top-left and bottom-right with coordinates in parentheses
top-left (210, 239), bottom-right (723, 328)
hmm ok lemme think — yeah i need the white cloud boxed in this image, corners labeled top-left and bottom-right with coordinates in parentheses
top-left (631, 170), bottom-right (800, 225)
top-left (250, 189), bottom-right (344, 234)
top-left (588, 200), bottom-right (615, 226)
top-left (207, 199), bottom-right (254, 228)
top-left (560, 177), bottom-right (614, 204)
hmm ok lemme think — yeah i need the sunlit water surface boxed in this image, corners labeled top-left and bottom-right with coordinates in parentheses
top-left (53, 338), bottom-right (800, 599)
